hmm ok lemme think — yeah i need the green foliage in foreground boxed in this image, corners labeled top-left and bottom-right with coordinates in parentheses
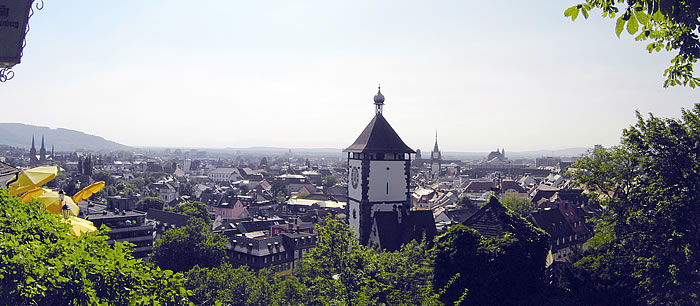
top-left (565, 0), bottom-right (700, 88)
top-left (180, 217), bottom-right (438, 305)
top-left (568, 104), bottom-right (700, 304)
top-left (151, 217), bottom-right (228, 273)
top-left (0, 188), bottom-right (190, 305)
top-left (295, 217), bottom-right (438, 305)
top-left (185, 263), bottom-right (305, 306)
top-left (432, 198), bottom-right (550, 305)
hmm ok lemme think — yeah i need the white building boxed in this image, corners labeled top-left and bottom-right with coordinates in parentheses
top-left (208, 168), bottom-right (242, 184)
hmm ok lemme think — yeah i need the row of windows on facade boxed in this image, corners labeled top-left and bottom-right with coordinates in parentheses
top-left (555, 234), bottom-right (578, 246)
top-left (234, 248), bottom-right (310, 264)
top-left (349, 153), bottom-right (411, 160)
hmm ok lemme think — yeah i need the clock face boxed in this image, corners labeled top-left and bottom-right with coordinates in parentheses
top-left (350, 167), bottom-right (359, 189)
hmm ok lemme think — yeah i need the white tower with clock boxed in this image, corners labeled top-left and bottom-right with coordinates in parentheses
top-left (344, 86), bottom-right (415, 246)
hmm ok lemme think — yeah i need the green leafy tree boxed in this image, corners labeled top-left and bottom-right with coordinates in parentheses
top-left (151, 218), bottom-right (227, 272)
top-left (569, 105), bottom-right (700, 304)
top-left (0, 188), bottom-right (190, 305)
top-left (502, 196), bottom-right (535, 218)
top-left (185, 263), bottom-right (307, 306)
top-left (432, 197), bottom-right (550, 305)
top-left (92, 170), bottom-right (116, 186)
top-left (136, 196), bottom-right (166, 211)
top-left (179, 180), bottom-right (195, 197)
top-left (564, 0), bottom-right (700, 87)
top-left (295, 217), bottom-right (438, 305)
top-left (168, 201), bottom-right (211, 223)
top-left (459, 195), bottom-right (480, 210)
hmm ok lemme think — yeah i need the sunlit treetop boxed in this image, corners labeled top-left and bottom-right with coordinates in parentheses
top-left (565, 0), bottom-right (700, 88)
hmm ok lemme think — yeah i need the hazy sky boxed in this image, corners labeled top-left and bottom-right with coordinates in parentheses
top-left (1, 0), bottom-right (696, 152)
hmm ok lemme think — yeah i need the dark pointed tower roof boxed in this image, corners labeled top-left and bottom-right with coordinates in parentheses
top-left (344, 113), bottom-right (414, 153)
top-left (344, 88), bottom-right (414, 154)
top-left (433, 131), bottom-right (440, 152)
top-left (40, 135), bottom-right (45, 150)
top-left (31, 135), bottom-right (35, 150)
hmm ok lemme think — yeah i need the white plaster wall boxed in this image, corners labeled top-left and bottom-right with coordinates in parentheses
top-left (368, 160), bottom-right (407, 202)
top-left (348, 159), bottom-right (362, 200)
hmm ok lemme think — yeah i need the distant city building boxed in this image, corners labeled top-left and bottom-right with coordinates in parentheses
top-left (208, 167), bottom-right (242, 184)
top-left (229, 231), bottom-right (316, 276)
top-left (485, 148), bottom-right (507, 164)
top-left (152, 182), bottom-right (178, 203)
top-left (536, 156), bottom-right (560, 168)
top-left (183, 158), bottom-right (192, 172)
top-left (86, 206), bottom-right (153, 259)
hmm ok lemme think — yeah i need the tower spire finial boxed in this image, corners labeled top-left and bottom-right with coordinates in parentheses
top-left (373, 84), bottom-right (385, 114)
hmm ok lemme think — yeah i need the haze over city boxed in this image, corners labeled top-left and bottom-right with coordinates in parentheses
top-left (1, 0), bottom-right (696, 152)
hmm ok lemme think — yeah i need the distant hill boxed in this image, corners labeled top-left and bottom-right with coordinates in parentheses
top-left (0, 123), bottom-right (131, 152)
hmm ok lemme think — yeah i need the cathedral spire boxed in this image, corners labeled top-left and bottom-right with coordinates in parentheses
top-left (40, 135), bottom-right (46, 162)
top-left (29, 135), bottom-right (38, 166)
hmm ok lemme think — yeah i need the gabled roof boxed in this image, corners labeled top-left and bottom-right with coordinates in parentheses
top-left (462, 197), bottom-right (510, 238)
top-left (463, 181), bottom-right (494, 193)
top-left (237, 218), bottom-right (285, 233)
top-left (501, 180), bottom-right (526, 193)
top-left (529, 208), bottom-right (576, 251)
top-left (344, 113), bottom-right (414, 154)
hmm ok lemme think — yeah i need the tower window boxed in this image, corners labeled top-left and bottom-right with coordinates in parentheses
top-left (353, 209), bottom-right (357, 219)
top-left (386, 182), bottom-right (389, 194)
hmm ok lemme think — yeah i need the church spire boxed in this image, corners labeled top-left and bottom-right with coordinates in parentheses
top-left (40, 135), bottom-right (46, 162)
top-left (29, 135), bottom-right (38, 166)
top-left (433, 130), bottom-right (439, 152)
